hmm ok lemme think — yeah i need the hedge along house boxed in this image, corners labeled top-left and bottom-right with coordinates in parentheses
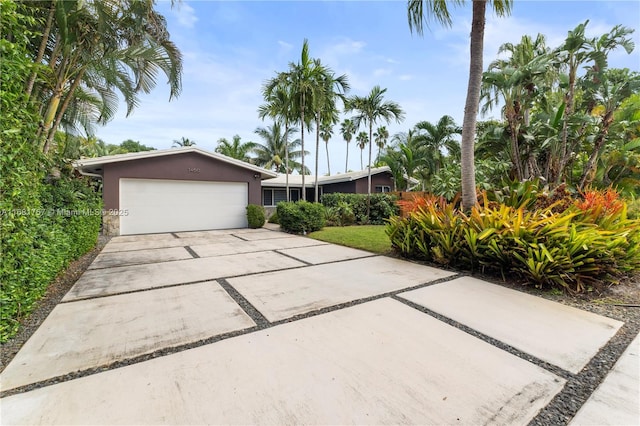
top-left (261, 166), bottom-right (397, 214)
top-left (75, 147), bottom-right (276, 236)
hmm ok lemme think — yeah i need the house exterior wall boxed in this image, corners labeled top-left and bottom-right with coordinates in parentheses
top-left (322, 181), bottom-right (356, 194)
top-left (102, 152), bottom-right (261, 210)
top-left (354, 172), bottom-right (394, 193)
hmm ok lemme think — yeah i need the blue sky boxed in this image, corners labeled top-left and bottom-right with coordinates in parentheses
top-left (95, 0), bottom-right (640, 175)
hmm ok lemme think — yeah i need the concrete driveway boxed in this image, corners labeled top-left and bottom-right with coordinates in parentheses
top-left (1, 227), bottom-right (637, 425)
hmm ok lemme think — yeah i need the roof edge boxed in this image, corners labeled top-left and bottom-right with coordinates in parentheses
top-left (73, 146), bottom-right (277, 179)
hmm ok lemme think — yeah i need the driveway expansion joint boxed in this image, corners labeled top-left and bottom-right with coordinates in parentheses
top-left (0, 325), bottom-right (260, 399)
top-left (184, 246), bottom-right (200, 258)
top-left (392, 295), bottom-right (574, 381)
top-left (59, 279), bottom-right (224, 303)
top-left (10, 272), bottom-right (464, 396)
top-left (273, 250), bottom-right (315, 266)
top-left (216, 279), bottom-right (270, 327)
top-left (267, 273), bottom-right (464, 327)
top-left (529, 322), bottom-right (639, 426)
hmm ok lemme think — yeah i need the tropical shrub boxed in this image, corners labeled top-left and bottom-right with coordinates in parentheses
top-left (268, 211), bottom-right (279, 224)
top-left (321, 193), bottom-right (399, 224)
top-left (386, 193), bottom-right (640, 293)
top-left (0, 3), bottom-right (102, 341)
top-left (277, 201), bottom-right (326, 234)
top-left (325, 201), bottom-right (356, 227)
top-left (0, 171), bottom-right (102, 342)
top-left (246, 204), bottom-right (265, 228)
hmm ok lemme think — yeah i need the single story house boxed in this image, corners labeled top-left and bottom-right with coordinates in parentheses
top-left (74, 147), bottom-right (276, 236)
top-left (261, 167), bottom-right (397, 210)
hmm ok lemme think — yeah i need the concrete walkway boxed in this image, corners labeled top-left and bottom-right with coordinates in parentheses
top-left (1, 227), bottom-right (637, 425)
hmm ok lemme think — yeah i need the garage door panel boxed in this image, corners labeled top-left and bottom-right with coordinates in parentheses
top-left (120, 179), bottom-right (248, 235)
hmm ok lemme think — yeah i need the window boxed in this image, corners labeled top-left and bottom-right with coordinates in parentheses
top-left (375, 185), bottom-right (391, 193)
top-left (263, 188), bottom-right (301, 206)
top-left (263, 189), bottom-right (273, 206)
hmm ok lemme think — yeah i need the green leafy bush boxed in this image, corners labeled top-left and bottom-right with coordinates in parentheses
top-left (321, 193), bottom-right (399, 225)
top-left (268, 211), bottom-right (279, 224)
top-left (277, 201), bottom-right (326, 234)
top-left (325, 201), bottom-right (356, 226)
top-left (386, 193), bottom-right (640, 293)
top-left (0, 1), bottom-right (102, 342)
top-left (246, 204), bottom-right (265, 228)
top-left (0, 172), bottom-right (102, 342)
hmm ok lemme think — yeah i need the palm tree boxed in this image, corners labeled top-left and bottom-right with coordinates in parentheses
top-left (267, 39), bottom-right (326, 200)
top-left (480, 34), bottom-right (551, 180)
top-left (383, 129), bottom-right (427, 190)
top-left (373, 126), bottom-right (390, 164)
top-left (319, 123), bottom-right (334, 176)
top-left (311, 63), bottom-right (349, 200)
top-left (414, 115), bottom-right (461, 176)
top-left (259, 79), bottom-right (295, 200)
top-left (215, 135), bottom-right (257, 162)
top-left (356, 131), bottom-right (369, 170)
top-left (578, 68), bottom-right (640, 189)
top-left (345, 86), bottom-right (404, 218)
top-left (172, 137), bottom-right (196, 147)
top-left (554, 21), bottom-right (634, 184)
top-left (32, 0), bottom-right (182, 154)
top-left (253, 123), bottom-right (308, 174)
top-left (340, 118), bottom-right (356, 173)
top-left (408, 0), bottom-right (512, 210)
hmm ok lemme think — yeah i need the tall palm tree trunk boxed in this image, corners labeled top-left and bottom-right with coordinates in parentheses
top-left (460, 0), bottom-right (485, 210)
top-left (345, 142), bottom-right (349, 173)
top-left (44, 68), bottom-right (86, 154)
top-left (367, 123), bottom-right (373, 220)
top-left (26, 0), bottom-right (56, 100)
top-left (326, 141), bottom-right (331, 175)
top-left (301, 92), bottom-right (306, 201)
top-left (314, 119), bottom-right (320, 202)
top-left (285, 121), bottom-right (290, 202)
top-left (578, 111), bottom-right (613, 189)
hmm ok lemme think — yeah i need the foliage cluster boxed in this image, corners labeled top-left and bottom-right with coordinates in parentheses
top-left (386, 188), bottom-right (640, 293)
top-left (267, 211), bottom-right (280, 224)
top-left (0, 169), bottom-right (102, 342)
top-left (1, 2), bottom-right (102, 342)
top-left (322, 193), bottom-right (399, 225)
top-left (277, 201), bottom-right (326, 234)
top-left (324, 201), bottom-right (356, 227)
top-left (246, 204), bottom-right (266, 229)
top-left (379, 21), bottom-right (639, 201)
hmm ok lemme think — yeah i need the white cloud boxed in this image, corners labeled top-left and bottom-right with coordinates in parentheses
top-left (319, 37), bottom-right (367, 68)
top-left (373, 68), bottom-right (392, 77)
top-left (173, 2), bottom-right (197, 29)
top-left (278, 40), bottom-right (293, 51)
top-left (399, 74), bottom-right (413, 81)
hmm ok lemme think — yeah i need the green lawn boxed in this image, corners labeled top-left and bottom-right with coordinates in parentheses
top-left (308, 225), bottom-right (392, 255)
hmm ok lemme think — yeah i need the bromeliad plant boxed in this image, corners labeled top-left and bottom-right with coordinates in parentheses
top-left (386, 188), bottom-right (640, 293)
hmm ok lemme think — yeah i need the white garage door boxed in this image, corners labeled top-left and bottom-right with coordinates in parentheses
top-left (119, 179), bottom-right (248, 235)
